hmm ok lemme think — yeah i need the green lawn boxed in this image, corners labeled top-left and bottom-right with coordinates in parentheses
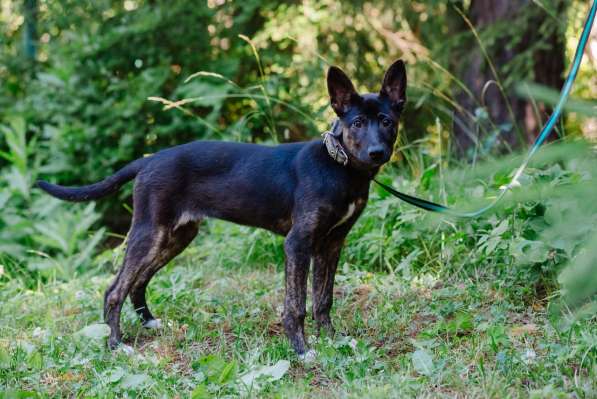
top-left (1, 218), bottom-right (596, 398)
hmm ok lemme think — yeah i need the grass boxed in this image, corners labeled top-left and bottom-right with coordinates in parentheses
top-left (1, 212), bottom-right (596, 397)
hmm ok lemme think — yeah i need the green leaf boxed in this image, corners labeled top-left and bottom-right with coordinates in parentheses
top-left (511, 239), bottom-right (549, 264)
top-left (0, 390), bottom-right (38, 399)
top-left (16, 341), bottom-right (35, 355)
top-left (36, 73), bottom-right (65, 88)
top-left (446, 312), bottom-right (474, 335)
top-left (195, 354), bottom-right (231, 384)
top-left (104, 367), bottom-right (126, 383)
top-left (191, 384), bottom-right (211, 399)
top-left (491, 220), bottom-right (509, 236)
top-left (76, 323), bottom-right (110, 340)
top-left (27, 352), bottom-right (43, 370)
top-left (515, 81), bottom-right (597, 117)
top-left (120, 373), bottom-right (151, 390)
top-left (0, 348), bottom-right (11, 369)
top-left (412, 349), bottom-right (434, 376)
top-left (218, 360), bottom-right (236, 385)
top-left (240, 360), bottom-right (290, 388)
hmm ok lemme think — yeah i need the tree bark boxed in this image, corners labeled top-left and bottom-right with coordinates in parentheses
top-left (453, 0), bottom-right (566, 156)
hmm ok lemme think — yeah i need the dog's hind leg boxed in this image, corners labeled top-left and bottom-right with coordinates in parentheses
top-left (104, 223), bottom-right (167, 349)
top-left (129, 222), bottom-right (199, 328)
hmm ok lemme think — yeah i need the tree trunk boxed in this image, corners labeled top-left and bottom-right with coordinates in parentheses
top-left (453, 0), bottom-right (566, 156)
top-left (23, 0), bottom-right (38, 62)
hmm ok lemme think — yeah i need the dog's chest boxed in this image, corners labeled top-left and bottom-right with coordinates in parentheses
top-left (331, 197), bottom-right (366, 230)
top-left (332, 202), bottom-right (356, 229)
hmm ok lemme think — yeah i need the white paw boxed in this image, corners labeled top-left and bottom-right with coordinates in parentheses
top-left (143, 319), bottom-right (162, 329)
top-left (118, 344), bottom-right (135, 355)
top-left (298, 349), bottom-right (317, 363)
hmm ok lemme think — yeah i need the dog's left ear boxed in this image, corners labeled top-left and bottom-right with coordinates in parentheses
top-left (380, 60), bottom-right (407, 112)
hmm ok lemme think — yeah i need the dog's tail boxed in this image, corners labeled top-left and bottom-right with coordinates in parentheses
top-left (36, 157), bottom-right (149, 202)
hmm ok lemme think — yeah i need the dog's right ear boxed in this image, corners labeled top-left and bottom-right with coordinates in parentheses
top-left (327, 66), bottom-right (358, 116)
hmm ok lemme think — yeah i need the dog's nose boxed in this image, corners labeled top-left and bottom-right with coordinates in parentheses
top-left (368, 146), bottom-right (385, 162)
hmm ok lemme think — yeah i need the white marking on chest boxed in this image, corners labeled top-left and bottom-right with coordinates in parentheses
top-left (331, 202), bottom-right (356, 230)
top-left (174, 210), bottom-right (198, 230)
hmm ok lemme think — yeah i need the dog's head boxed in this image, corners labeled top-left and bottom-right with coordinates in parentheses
top-left (327, 60), bottom-right (406, 169)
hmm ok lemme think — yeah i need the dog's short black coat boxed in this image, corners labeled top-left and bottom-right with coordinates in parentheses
top-left (37, 60), bottom-right (407, 356)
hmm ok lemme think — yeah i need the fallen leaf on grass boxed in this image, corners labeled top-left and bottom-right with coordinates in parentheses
top-left (120, 373), bottom-right (152, 390)
top-left (509, 324), bottom-right (539, 337)
top-left (240, 360), bottom-right (290, 390)
top-left (76, 323), bottom-right (110, 340)
top-left (104, 367), bottom-right (126, 383)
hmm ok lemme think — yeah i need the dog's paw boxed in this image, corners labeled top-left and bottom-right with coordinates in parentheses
top-left (142, 319), bottom-right (162, 329)
top-left (117, 343), bottom-right (135, 356)
top-left (298, 349), bottom-right (317, 364)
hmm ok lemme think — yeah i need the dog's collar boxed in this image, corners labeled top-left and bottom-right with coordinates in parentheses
top-left (322, 119), bottom-right (348, 166)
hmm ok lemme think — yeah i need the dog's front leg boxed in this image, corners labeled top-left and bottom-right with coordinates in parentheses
top-left (312, 237), bottom-right (343, 336)
top-left (282, 227), bottom-right (312, 356)
top-left (312, 222), bottom-right (353, 336)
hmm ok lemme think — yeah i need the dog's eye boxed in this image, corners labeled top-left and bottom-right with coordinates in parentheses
top-left (381, 118), bottom-right (393, 128)
top-left (352, 119), bottom-right (363, 129)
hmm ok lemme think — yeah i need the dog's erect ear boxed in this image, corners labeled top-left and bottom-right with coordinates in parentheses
top-left (327, 66), bottom-right (358, 116)
top-left (380, 60), bottom-right (407, 111)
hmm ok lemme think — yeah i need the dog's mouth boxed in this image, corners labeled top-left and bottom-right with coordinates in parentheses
top-left (350, 156), bottom-right (388, 171)
top-left (366, 154), bottom-right (391, 168)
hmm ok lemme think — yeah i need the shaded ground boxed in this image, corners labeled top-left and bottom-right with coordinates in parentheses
top-left (1, 236), bottom-right (595, 398)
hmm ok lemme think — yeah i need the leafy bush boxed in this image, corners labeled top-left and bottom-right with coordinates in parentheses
top-left (0, 117), bottom-right (105, 282)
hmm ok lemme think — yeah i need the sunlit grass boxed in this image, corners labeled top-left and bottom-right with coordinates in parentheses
top-left (1, 216), bottom-right (596, 397)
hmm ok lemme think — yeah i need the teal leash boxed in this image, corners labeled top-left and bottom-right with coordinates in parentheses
top-left (375, 0), bottom-right (597, 218)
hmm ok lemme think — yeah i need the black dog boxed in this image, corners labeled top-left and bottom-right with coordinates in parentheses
top-left (37, 60), bottom-right (407, 357)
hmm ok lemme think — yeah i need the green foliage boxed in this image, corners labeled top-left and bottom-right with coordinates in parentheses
top-left (1, 0), bottom-right (596, 396)
top-left (0, 117), bottom-right (105, 282)
top-left (350, 141), bottom-right (597, 309)
top-left (1, 0), bottom-right (296, 228)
